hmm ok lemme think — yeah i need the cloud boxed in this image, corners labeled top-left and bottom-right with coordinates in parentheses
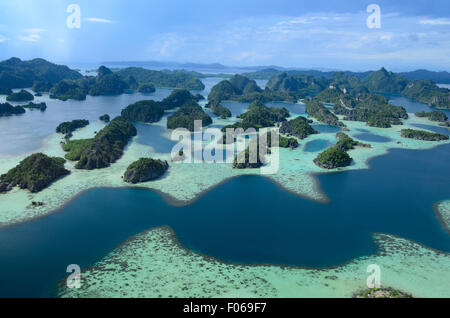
top-left (19, 28), bottom-right (46, 42)
top-left (0, 34), bottom-right (7, 43)
top-left (85, 17), bottom-right (114, 23)
top-left (419, 18), bottom-right (450, 25)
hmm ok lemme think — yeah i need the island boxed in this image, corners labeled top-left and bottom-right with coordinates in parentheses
top-left (205, 100), bottom-right (232, 119)
top-left (99, 114), bottom-right (110, 122)
top-left (314, 146), bottom-right (352, 169)
top-left (22, 102), bottom-right (47, 111)
top-left (121, 100), bottom-right (165, 123)
top-left (56, 119), bottom-right (90, 136)
top-left (137, 83), bottom-right (156, 93)
top-left (71, 116), bottom-right (137, 169)
top-left (354, 287), bottom-right (412, 298)
top-left (0, 153), bottom-right (70, 193)
top-left (335, 132), bottom-right (371, 151)
top-left (305, 99), bottom-right (344, 127)
top-left (415, 110), bottom-right (448, 122)
top-left (167, 102), bottom-right (212, 131)
top-left (6, 89), bottom-right (34, 102)
top-left (222, 100), bottom-right (289, 130)
top-left (32, 81), bottom-right (53, 93)
top-left (0, 103), bottom-right (25, 117)
top-left (160, 89), bottom-right (199, 110)
top-left (400, 129), bottom-right (449, 141)
top-left (279, 116), bottom-right (318, 139)
top-left (123, 158), bottom-right (169, 183)
top-left (233, 147), bottom-right (264, 169)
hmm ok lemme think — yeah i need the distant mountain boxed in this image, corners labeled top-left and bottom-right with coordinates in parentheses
top-left (399, 70), bottom-right (450, 84)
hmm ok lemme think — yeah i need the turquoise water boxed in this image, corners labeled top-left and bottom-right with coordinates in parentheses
top-left (0, 144), bottom-right (449, 297)
top-left (304, 139), bottom-right (332, 152)
top-left (354, 133), bottom-right (391, 143)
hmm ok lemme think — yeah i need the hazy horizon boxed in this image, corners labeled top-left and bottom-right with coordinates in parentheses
top-left (0, 0), bottom-right (449, 72)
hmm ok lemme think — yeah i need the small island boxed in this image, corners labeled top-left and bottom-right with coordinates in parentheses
top-left (167, 102), bottom-right (212, 131)
top-left (0, 153), bottom-right (70, 193)
top-left (335, 132), bottom-right (371, 151)
top-left (99, 114), bottom-right (110, 122)
top-left (73, 116), bottom-right (137, 169)
top-left (305, 99), bottom-right (344, 127)
top-left (6, 89), bottom-right (34, 102)
top-left (56, 119), bottom-right (90, 136)
top-left (137, 83), bottom-right (156, 93)
top-left (0, 103), bottom-right (25, 117)
top-left (415, 110), bottom-right (448, 122)
top-left (354, 287), bottom-right (412, 298)
top-left (400, 128), bottom-right (449, 141)
top-left (279, 116), bottom-right (318, 139)
top-left (22, 102), bottom-right (47, 111)
top-left (233, 146), bottom-right (265, 169)
top-left (206, 100), bottom-right (232, 119)
top-left (123, 158), bottom-right (169, 183)
top-left (121, 100), bottom-right (164, 123)
top-left (314, 146), bottom-right (352, 169)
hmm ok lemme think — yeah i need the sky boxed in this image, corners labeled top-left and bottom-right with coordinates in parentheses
top-left (0, 0), bottom-right (449, 71)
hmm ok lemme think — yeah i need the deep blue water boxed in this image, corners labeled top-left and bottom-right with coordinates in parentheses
top-left (311, 124), bottom-right (342, 133)
top-left (410, 123), bottom-right (450, 136)
top-left (354, 133), bottom-right (391, 143)
top-left (0, 144), bottom-right (449, 297)
top-left (304, 139), bottom-right (333, 152)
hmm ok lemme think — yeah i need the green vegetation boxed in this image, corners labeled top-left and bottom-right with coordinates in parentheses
top-left (263, 131), bottom-right (299, 149)
top-left (266, 72), bottom-right (326, 96)
top-left (123, 158), bottom-right (169, 183)
top-left (355, 287), bottom-right (412, 298)
top-left (74, 116), bottom-right (137, 169)
top-left (115, 67), bottom-right (205, 90)
top-left (160, 89), bottom-right (199, 110)
top-left (208, 74), bottom-right (296, 103)
top-left (362, 67), bottom-right (408, 93)
top-left (279, 116), bottom-right (318, 139)
top-left (22, 102), bottom-right (47, 111)
top-left (137, 83), bottom-right (156, 93)
top-left (62, 139), bottom-right (94, 161)
top-left (314, 146), bottom-right (352, 169)
top-left (0, 57), bottom-right (81, 89)
top-left (222, 100), bottom-right (290, 131)
top-left (415, 110), bottom-right (448, 122)
top-left (50, 81), bottom-right (86, 101)
top-left (167, 102), bottom-right (212, 131)
top-left (233, 146), bottom-right (265, 169)
top-left (335, 132), bottom-right (370, 151)
top-left (305, 99), bottom-right (344, 127)
top-left (121, 100), bottom-right (164, 123)
top-left (400, 128), bottom-right (448, 141)
top-left (32, 81), bottom-right (53, 93)
top-left (0, 153), bottom-right (70, 193)
top-left (0, 103), bottom-right (25, 116)
top-left (6, 89), bottom-right (34, 102)
top-left (56, 119), bottom-right (89, 135)
top-left (403, 80), bottom-right (450, 109)
top-left (206, 100), bottom-right (232, 119)
top-left (99, 114), bottom-right (110, 122)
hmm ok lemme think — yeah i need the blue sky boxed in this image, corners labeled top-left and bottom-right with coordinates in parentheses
top-left (0, 0), bottom-right (449, 71)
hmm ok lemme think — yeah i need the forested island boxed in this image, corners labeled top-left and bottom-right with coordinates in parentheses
top-left (305, 99), bottom-right (344, 127)
top-left (56, 119), bottom-right (90, 137)
top-left (121, 100), bottom-right (165, 123)
top-left (61, 117), bottom-right (137, 169)
top-left (335, 132), bottom-right (371, 151)
top-left (22, 102), bottom-right (47, 111)
top-left (0, 153), bottom-right (69, 193)
top-left (415, 110), bottom-right (448, 122)
top-left (6, 89), bottom-right (34, 102)
top-left (400, 129), bottom-right (449, 141)
top-left (279, 116), bottom-right (318, 139)
top-left (0, 103), bottom-right (25, 117)
top-left (222, 100), bottom-right (289, 131)
top-left (205, 100), bottom-right (232, 119)
top-left (314, 146), bottom-right (352, 169)
top-left (167, 101), bottom-right (212, 131)
top-left (123, 158), bottom-right (169, 183)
